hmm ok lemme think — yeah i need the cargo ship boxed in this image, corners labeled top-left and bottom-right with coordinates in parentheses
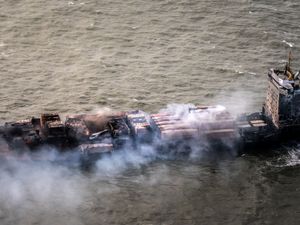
top-left (1, 57), bottom-right (300, 162)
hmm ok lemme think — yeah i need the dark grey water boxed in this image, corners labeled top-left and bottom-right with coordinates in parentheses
top-left (0, 0), bottom-right (300, 224)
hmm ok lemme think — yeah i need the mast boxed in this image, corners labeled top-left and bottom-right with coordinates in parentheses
top-left (287, 51), bottom-right (294, 80)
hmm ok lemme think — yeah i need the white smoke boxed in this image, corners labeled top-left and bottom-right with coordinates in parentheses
top-left (0, 156), bottom-right (87, 225)
top-left (92, 103), bottom-right (238, 176)
top-left (0, 103), bottom-right (239, 225)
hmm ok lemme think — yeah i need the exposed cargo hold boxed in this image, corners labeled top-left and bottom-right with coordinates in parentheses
top-left (1, 56), bottom-right (300, 163)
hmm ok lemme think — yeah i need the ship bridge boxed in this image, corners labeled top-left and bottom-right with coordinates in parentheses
top-left (263, 63), bottom-right (300, 128)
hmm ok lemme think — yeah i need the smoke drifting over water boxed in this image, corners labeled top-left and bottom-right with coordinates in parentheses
top-left (0, 103), bottom-right (240, 224)
top-left (1, 144), bottom-right (298, 225)
top-left (0, 160), bottom-right (86, 225)
top-left (0, 86), bottom-right (299, 225)
top-left (0, 111), bottom-right (299, 225)
top-left (0, 147), bottom-right (189, 225)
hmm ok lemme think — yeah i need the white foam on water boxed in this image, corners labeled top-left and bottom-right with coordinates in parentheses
top-left (268, 146), bottom-right (300, 168)
top-left (285, 149), bottom-right (300, 167)
top-left (282, 40), bottom-right (294, 48)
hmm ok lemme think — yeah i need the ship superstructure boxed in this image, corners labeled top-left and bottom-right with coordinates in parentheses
top-left (263, 65), bottom-right (300, 129)
top-left (237, 55), bottom-right (300, 147)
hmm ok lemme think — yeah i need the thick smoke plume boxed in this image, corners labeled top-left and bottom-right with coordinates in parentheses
top-left (94, 103), bottom-right (238, 175)
top-left (1, 103), bottom-right (237, 175)
top-left (0, 103), bottom-right (239, 225)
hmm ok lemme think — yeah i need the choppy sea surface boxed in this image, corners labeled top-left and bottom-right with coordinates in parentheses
top-left (0, 0), bottom-right (300, 224)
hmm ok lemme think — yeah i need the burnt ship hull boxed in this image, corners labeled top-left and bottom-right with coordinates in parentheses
top-left (0, 105), bottom-right (285, 164)
top-left (1, 59), bottom-right (300, 164)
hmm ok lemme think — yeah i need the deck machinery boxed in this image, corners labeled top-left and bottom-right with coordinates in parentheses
top-left (0, 60), bottom-right (300, 161)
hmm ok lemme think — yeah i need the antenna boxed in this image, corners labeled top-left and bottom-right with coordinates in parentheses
top-left (288, 51), bottom-right (293, 68)
top-left (286, 51), bottom-right (294, 80)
